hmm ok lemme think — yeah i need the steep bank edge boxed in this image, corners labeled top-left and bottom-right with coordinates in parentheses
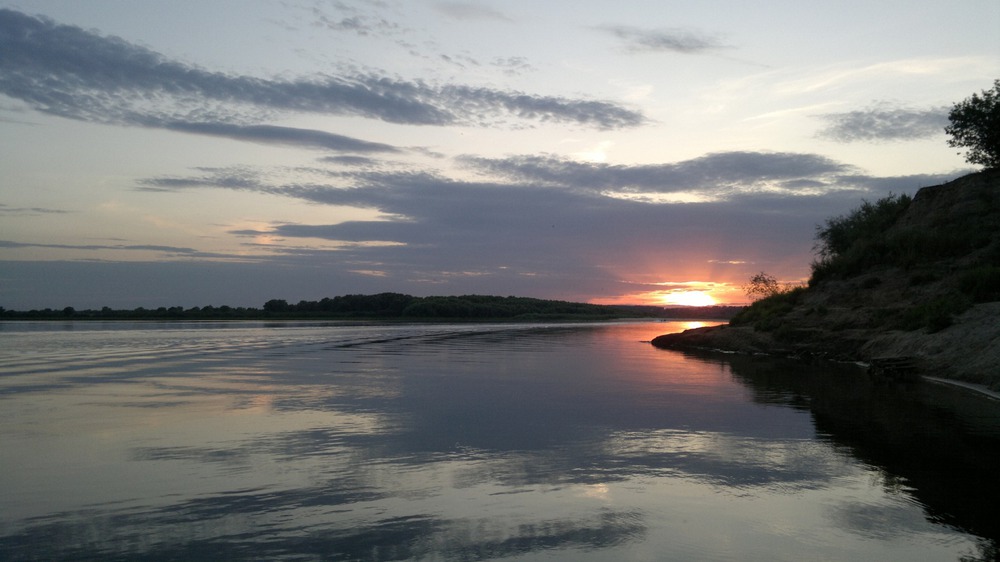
top-left (652, 171), bottom-right (1000, 388)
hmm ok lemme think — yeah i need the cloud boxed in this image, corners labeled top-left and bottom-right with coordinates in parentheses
top-left (319, 155), bottom-right (383, 167)
top-left (0, 260), bottom-right (409, 309)
top-left (0, 204), bottom-right (70, 216)
top-left (133, 150), bottom-right (961, 300)
top-left (0, 239), bottom-right (232, 258)
top-left (833, 172), bottom-right (967, 192)
top-left (0, 9), bottom-right (644, 132)
top-left (816, 102), bottom-right (949, 142)
top-left (310, 4), bottom-right (401, 36)
top-left (458, 151), bottom-right (857, 197)
top-left (491, 56), bottom-right (535, 76)
top-left (439, 53), bottom-right (482, 69)
top-left (159, 122), bottom-right (401, 153)
top-left (139, 151), bottom-right (943, 213)
top-left (434, 2), bottom-right (514, 22)
top-left (137, 166), bottom-right (266, 192)
top-left (8, 152), bottom-right (969, 308)
top-left (597, 25), bottom-right (729, 54)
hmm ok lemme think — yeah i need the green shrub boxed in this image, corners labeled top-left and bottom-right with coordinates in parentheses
top-left (886, 228), bottom-right (992, 264)
top-left (895, 293), bottom-right (972, 333)
top-left (868, 307), bottom-right (896, 328)
top-left (810, 191), bottom-right (999, 284)
top-left (804, 304), bottom-right (829, 316)
top-left (959, 266), bottom-right (1000, 302)
top-left (730, 287), bottom-right (806, 331)
top-left (909, 272), bottom-right (939, 286)
top-left (811, 193), bottom-right (913, 281)
top-left (861, 277), bottom-right (882, 289)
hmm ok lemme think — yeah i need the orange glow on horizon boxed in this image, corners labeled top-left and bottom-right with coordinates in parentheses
top-left (590, 281), bottom-right (748, 307)
top-left (661, 290), bottom-right (716, 307)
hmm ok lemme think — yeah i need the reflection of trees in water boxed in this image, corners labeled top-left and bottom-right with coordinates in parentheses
top-left (695, 351), bottom-right (1000, 559)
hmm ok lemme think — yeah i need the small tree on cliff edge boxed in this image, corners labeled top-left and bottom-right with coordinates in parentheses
top-left (945, 79), bottom-right (1000, 169)
top-left (743, 272), bottom-right (781, 302)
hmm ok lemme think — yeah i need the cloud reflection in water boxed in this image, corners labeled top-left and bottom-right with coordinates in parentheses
top-left (0, 321), bottom-right (994, 561)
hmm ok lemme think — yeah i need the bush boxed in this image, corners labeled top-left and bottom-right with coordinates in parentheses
top-left (909, 272), bottom-right (939, 286)
top-left (730, 287), bottom-right (806, 331)
top-left (811, 194), bottom-right (912, 281)
top-left (959, 266), bottom-right (1000, 302)
top-left (895, 293), bottom-right (972, 333)
top-left (860, 277), bottom-right (882, 289)
top-left (809, 194), bottom-right (996, 282)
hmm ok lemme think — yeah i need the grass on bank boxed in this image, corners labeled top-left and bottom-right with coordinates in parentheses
top-left (731, 187), bottom-right (1000, 335)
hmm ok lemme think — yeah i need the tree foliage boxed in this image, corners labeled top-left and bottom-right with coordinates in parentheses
top-left (743, 272), bottom-right (782, 302)
top-left (810, 193), bottom-right (913, 280)
top-left (733, 272), bottom-right (806, 330)
top-left (945, 79), bottom-right (1000, 169)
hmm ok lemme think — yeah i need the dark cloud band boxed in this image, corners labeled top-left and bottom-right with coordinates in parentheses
top-left (0, 8), bottom-right (645, 134)
top-left (459, 151), bottom-right (856, 195)
top-left (136, 151), bottom-right (963, 279)
top-left (160, 122), bottom-right (401, 153)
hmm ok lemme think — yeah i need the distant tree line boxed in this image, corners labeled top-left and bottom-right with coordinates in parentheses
top-left (0, 304), bottom-right (262, 320)
top-left (0, 293), bottom-right (741, 321)
top-left (264, 294), bottom-right (644, 319)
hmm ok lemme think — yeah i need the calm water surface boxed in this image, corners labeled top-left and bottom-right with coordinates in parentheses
top-left (1, 320), bottom-right (998, 561)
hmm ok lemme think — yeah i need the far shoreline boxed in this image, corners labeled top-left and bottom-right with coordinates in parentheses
top-left (0, 315), bottom-right (721, 324)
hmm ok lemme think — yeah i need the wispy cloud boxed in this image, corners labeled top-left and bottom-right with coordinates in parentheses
top-left (459, 151), bottom-right (857, 197)
top-left (434, 2), bottom-right (514, 22)
top-left (0, 204), bottom-right (70, 216)
top-left (309, 3), bottom-right (402, 36)
top-left (160, 122), bottom-right (401, 153)
top-left (0, 8), bottom-right (645, 136)
top-left (596, 25), bottom-right (730, 54)
top-left (0, 239), bottom-right (231, 258)
top-left (319, 155), bottom-right (383, 167)
top-left (140, 151), bottom-right (956, 207)
top-left (492, 56), bottom-right (535, 76)
top-left (817, 102), bottom-right (949, 142)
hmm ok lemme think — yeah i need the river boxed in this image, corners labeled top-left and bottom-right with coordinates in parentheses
top-left (1, 320), bottom-right (997, 560)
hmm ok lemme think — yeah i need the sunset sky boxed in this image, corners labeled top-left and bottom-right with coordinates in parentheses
top-left (2, 1), bottom-right (998, 310)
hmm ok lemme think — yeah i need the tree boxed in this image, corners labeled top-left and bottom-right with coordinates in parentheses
top-left (263, 299), bottom-right (289, 312)
top-left (743, 272), bottom-right (781, 302)
top-left (945, 79), bottom-right (1000, 169)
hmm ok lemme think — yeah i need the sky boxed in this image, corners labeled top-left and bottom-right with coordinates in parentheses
top-left (1, 1), bottom-right (998, 310)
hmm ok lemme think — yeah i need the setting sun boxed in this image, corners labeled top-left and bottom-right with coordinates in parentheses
top-left (663, 291), bottom-right (717, 307)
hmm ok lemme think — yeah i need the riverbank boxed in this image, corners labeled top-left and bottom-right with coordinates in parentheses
top-left (653, 171), bottom-right (1000, 390)
top-left (653, 318), bottom-right (1000, 403)
top-left (652, 301), bottom-right (1000, 381)
top-left (925, 376), bottom-right (1000, 401)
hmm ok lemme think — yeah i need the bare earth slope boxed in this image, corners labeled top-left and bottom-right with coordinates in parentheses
top-left (653, 170), bottom-right (1000, 388)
